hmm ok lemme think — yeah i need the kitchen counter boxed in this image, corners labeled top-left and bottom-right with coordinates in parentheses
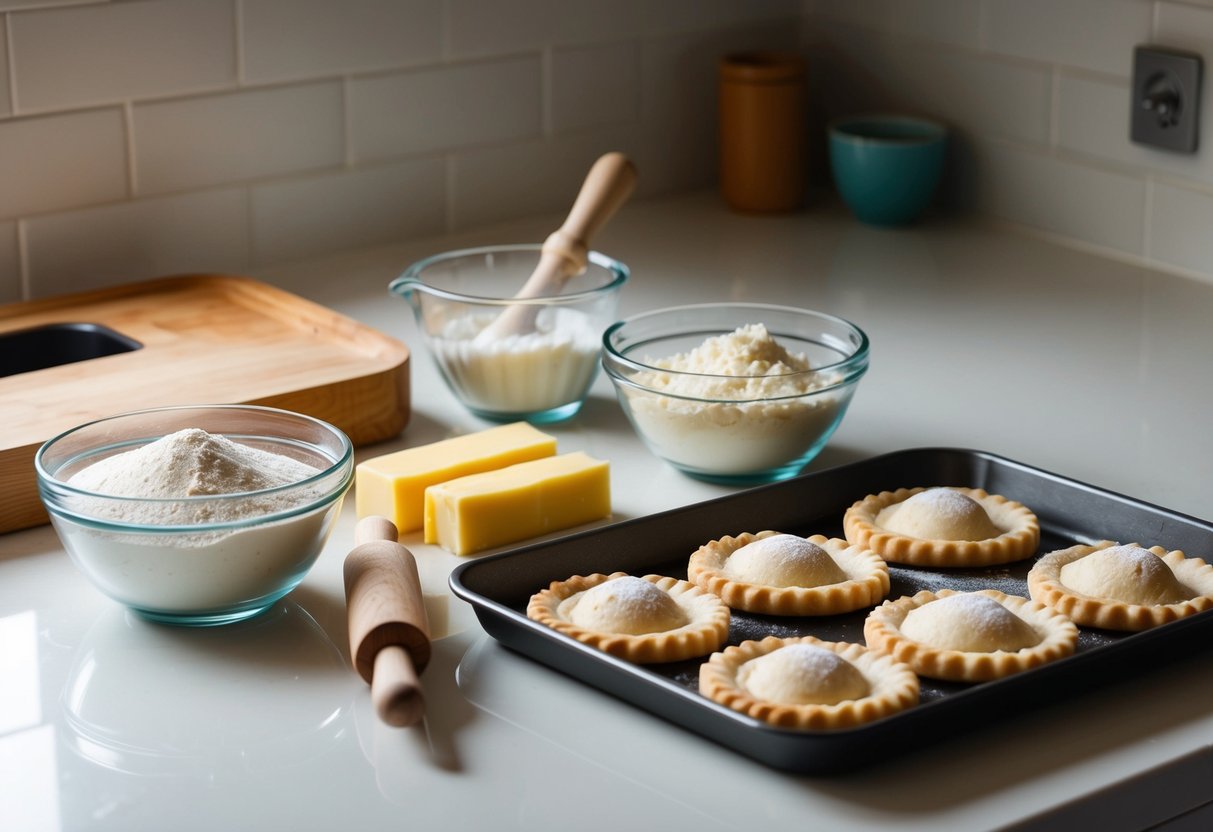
top-left (3, 191), bottom-right (1212, 831)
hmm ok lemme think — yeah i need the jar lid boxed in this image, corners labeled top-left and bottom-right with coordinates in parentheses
top-left (719, 52), bottom-right (806, 84)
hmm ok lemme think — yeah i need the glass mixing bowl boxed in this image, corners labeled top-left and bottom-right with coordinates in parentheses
top-left (390, 245), bottom-right (628, 423)
top-left (36, 405), bottom-right (353, 626)
top-left (602, 303), bottom-right (870, 484)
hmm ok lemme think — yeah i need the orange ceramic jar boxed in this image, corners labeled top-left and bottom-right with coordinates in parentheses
top-left (718, 52), bottom-right (807, 213)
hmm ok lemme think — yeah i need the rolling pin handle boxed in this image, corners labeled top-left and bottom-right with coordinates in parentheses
top-left (355, 515), bottom-right (399, 546)
top-left (372, 644), bottom-right (426, 728)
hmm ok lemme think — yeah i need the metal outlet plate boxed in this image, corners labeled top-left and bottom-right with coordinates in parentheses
top-left (1131, 45), bottom-right (1202, 153)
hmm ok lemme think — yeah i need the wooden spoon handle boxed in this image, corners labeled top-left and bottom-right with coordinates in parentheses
top-left (542, 152), bottom-right (638, 273)
top-left (514, 153), bottom-right (637, 299)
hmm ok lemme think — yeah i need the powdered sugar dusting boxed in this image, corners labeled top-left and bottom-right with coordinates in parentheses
top-left (723, 534), bottom-right (846, 586)
top-left (566, 576), bottom-right (688, 635)
top-left (739, 643), bottom-right (870, 705)
top-left (902, 593), bottom-right (1041, 652)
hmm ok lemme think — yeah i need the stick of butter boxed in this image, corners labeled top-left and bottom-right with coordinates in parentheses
top-left (423, 452), bottom-right (610, 556)
top-left (355, 422), bottom-right (556, 533)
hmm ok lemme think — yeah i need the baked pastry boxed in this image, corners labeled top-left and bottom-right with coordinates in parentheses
top-left (863, 589), bottom-right (1078, 682)
top-left (688, 530), bottom-right (889, 615)
top-left (844, 486), bottom-right (1039, 567)
top-left (526, 572), bottom-right (730, 663)
top-left (1028, 541), bottom-right (1213, 631)
top-left (699, 635), bottom-right (918, 729)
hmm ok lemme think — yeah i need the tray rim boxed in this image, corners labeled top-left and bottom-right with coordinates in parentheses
top-left (449, 446), bottom-right (1213, 772)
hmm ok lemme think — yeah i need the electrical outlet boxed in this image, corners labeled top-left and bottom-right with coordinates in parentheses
top-left (1131, 46), bottom-right (1202, 153)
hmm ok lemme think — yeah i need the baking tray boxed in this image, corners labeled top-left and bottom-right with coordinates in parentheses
top-left (448, 448), bottom-right (1213, 774)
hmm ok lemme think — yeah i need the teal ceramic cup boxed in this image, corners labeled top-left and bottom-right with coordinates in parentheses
top-left (829, 115), bottom-right (948, 226)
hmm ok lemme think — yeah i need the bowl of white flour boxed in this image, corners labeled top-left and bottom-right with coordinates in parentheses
top-left (602, 303), bottom-right (869, 483)
top-left (390, 244), bottom-right (628, 423)
top-left (36, 405), bottom-right (354, 626)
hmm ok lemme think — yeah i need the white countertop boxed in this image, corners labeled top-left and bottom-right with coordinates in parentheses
top-left (3, 192), bottom-right (1212, 832)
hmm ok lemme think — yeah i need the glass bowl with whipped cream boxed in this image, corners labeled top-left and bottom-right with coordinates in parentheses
top-left (602, 303), bottom-right (870, 484)
top-left (390, 245), bottom-right (628, 423)
top-left (36, 404), bottom-right (353, 626)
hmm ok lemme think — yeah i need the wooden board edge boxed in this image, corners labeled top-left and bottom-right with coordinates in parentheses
top-left (0, 356), bottom-right (410, 534)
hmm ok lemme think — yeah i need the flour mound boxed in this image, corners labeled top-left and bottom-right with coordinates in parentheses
top-left (67, 428), bottom-right (323, 526)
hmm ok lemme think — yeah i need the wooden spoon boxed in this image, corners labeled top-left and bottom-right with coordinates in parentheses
top-left (477, 152), bottom-right (637, 340)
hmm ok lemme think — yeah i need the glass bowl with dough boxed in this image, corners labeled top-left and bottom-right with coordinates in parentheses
top-left (391, 245), bottom-right (628, 424)
top-left (843, 486), bottom-right (1039, 567)
top-left (1027, 541), bottom-right (1213, 631)
top-left (863, 589), bottom-right (1078, 682)
top-left (602, 303), bottom-right (869, 484)
top-left (688, 530), bottom-right (889, 615)
top-left (699, 635), bottom-right (919, 730)
top-left (526, 572), bottom-right (730, 663)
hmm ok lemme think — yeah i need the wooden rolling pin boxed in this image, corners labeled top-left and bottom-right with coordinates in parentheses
top-left (344, 516), bottom-right (432, 727)
top-left (477, 151), bottom-right (637, 340)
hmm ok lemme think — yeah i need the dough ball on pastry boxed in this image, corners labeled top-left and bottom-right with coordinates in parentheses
top-left (560, 575), bottom-right (689, 635)
top-left (721, 534), bottom-right (847, 588)
top-left (738, 643), bottom-right (870, 706)
top-left (1059, 544), bottom-right (1192, 606)
top-left (900, 593), bottom-right (1042, 653)
top-left (875, 488), bottom-right (1003, 541)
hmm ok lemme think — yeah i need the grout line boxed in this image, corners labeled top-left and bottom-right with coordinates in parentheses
top-left (243, 185), bottom-right (255, 269)
top-left (16, 218), bottom-right (30, 301)
top-left (977, 0), bottom-right (990, 53)
top-left (440, 0), bottom-right (452, 62)
top-left (4, 14), bottom-right (17, 114)
top-left (541, 45), bottom-right (553, 136)
top-left (342, 75), bottom-right (354, 167)
top-left (1142, 176), bottom-right (1155, 261)
top-left (444, 152), bottom-right (457, 233)
top-left (234, 0), bottom-right (246, 85)
top-left (1049, 67), bottom-right (1061, 151)
top-left (122, 101), bottom-right (138, 195)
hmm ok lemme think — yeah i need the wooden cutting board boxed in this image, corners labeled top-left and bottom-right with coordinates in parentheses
top-left (0, 274), bottom-right (410, 534)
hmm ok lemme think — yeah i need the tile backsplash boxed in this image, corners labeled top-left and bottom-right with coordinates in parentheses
top-left (0, 0), bottom-right (800, 301)
top-left (806, 0), bottom-right (1213, 285)
top-left (8, 0), bottom-right (1213, 304)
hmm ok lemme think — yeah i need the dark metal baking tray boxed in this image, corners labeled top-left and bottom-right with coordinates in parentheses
top-left (448, 448), bottom-right (1213, 774)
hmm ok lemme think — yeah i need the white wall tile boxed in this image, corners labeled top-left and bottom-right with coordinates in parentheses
top-left (0, 108), bottom-right (127, 220)
top-left (451, 127), bottom-right (646, 230)
top-left (976, 141), bottom-right (1146, 256)
top-left (132, 82), bottom-right (344, 195)
top-left (0, 222), bottom-right (20, 303)
top-left (1149, 182), bottom-right (1213, 281)
top-left (447, 0), bottom-right (642, 59)
top-left (983, 0), bottom-right (1150, 77)
top-left (250, 158), bottom-right (446, 265)
top-left (642, 0), bottom-right (802, 35)
top-left (349, 57), bottom-right (541, 162)
top-left (9, 0), bottom-right (236, 113)
top-left (552, 42), bottom-right (640, 133)
top-left (882, 45), bottom-right (1051, 145)
top-left (241, 0), bottom-right (442, 83)
top-left (888, 0), bottom-right (981, 49)
top-left (1058, 73), bottom-right (1213, 184)
top-left (24, 189), bottom-right (250, 298)
top-left (1155, 3), bottom-right (1213, 61)
top-left (804, 0), bottom-right (892, 30)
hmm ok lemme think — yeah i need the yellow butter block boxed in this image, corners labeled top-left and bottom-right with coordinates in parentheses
top-left (355, 422), bottom-right (556, 533)
top-left (424, 452), bottom-right (611, 556)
